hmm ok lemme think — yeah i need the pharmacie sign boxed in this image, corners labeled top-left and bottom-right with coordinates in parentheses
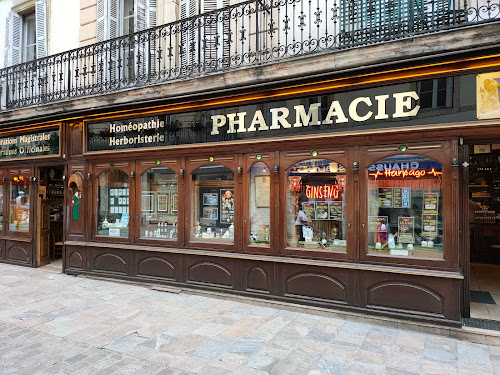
top-left (86, 90), bottom-right (421, 153)
top-left (0, 129), bottom-right (59, 159)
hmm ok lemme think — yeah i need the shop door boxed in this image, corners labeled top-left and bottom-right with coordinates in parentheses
top-left (37, 198), bottom-right (51, 266)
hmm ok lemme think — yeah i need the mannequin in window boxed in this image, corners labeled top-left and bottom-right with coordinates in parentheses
top-left (295, 201), bottom-right (311, 243)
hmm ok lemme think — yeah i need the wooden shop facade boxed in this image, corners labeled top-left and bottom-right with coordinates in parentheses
top-left (1, 55), bottom-right (500, 326)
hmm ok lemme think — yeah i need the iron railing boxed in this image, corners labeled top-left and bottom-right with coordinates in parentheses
top-left (1, 0), bottom-right (499, 111)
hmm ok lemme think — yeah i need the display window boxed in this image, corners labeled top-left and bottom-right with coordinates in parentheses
top-left (286, 159), bottom-right (347, 251)
top-left (366, 154), bottom-right (444, 260)
top-left (248, 162), bottom-right (271, 246)
top-left (9, 175), bottom-right (30, 232)
top-left (97, 169), bottom-right (130, 238)
top-left (191, 165), bottom-right (235, 242)
top-left (0, 180), bottom-right (4, 231)
top-left (140, 167), bottom-right (178, 239)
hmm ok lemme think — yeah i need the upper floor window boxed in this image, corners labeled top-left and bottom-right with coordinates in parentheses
top-left (418, 77), bottom-right (453, 110)
top-left (96, 0), bottom-right (156, 42)
top-left (4, 0), bottom-right (47, 67)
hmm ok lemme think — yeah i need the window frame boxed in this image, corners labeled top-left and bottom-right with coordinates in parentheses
top-left (92, 161), bottom-right (135, 244)
top-left (134, 159), bottom-right (184, 247)
top-left (279, 149), bottom-right (354, 261)
top-left (359, 142), bottom-right (456, 269)
top-left (185, 155), bottom-right (240, 252)
top-left (22, 12), bottom-right (36, 63)
top-left (242, 153), bottom-right (276, 254)
top-left (6, 167), bottom-right (33, 238)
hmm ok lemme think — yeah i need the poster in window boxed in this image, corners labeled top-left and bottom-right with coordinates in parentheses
top-left (329, 201), bottom-right (343, 220)
top-left (141, 192), bottom-right (154, 212)
top-left (255, 175), bottom-right (271, 207)
top-left (378, 187), bottom-right (393, 208)
top-left (423, 193), bottom-right (439, 214)
top-left (394, 187), bottom-right (411, 208)
top-left (302, 202), bottom-right (315, 220)
top-left (221, 189), bottom-right (235, 223)
top-left (158, 194), bottom-right (169, 212)
top-left (368, 216), bottom-right (388, 232)
top-left (315, 202), bottom-right (329, 219)
top-left (398, 216), bottom-right (415, 243)
top-left (257, 225), bottom-right (270, 242)
top-left (203, 207), bottom-right (218, 220)
top-left (422, 214), bottom-right (438, 237)
top-left (203, 193), bottom-right (218, 206)
top-left (172, 193), bottom-right (178, 213)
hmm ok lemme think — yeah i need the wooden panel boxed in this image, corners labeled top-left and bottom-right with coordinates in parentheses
top-left (281, 264), bottom-right (351, 304)
top-left (241, 260), bottom-right (274, 294)
top-left (135, 252), bottom-right (177, 281)
top-left (67, 164), bottom-right (87, 241)
top-left (6, 240), bottom-right (32, 265)
top-left (185, 255), bottom-right (236, 289)
top-left (359, 271), bottom-right (460, 320)
top-left (0, 239), bottom-right (5, 260)
top-left (91, 247), bottom-right (130, 275)
top-left (65, 245), bottom-right (87, 270)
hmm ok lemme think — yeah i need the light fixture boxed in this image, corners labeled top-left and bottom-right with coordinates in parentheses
top-left (312, 150), bottom-right (318, 157)
top-left (209, 156), bottom-right (214, 162)
top-left (399, 145), bottom-right (408, 152)
top-left (256, 154), bottom-right (262, 160)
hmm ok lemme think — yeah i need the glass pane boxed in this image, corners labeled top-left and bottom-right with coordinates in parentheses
top-left (10, 176), bottom-right (30, 232)
top-left (367, 155), bottom-right (444, 259)
top-left (97, 170), bottom-right (130, 237)
top-left (286, 159), bottom-right (347, 251)
top-left (141, 167), bottom-right (178, 239)
top-left (24, 14), bottom-right (36, 61)
top-left (191, 165), bottom-right (234, 242)
top-left (249, 162), bottom-right (270, 245)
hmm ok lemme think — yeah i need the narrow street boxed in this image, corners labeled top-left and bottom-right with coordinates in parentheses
top-left (0, 262), bottom-right (498, 375)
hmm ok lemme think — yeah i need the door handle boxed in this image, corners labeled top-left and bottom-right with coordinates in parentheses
top-left (347, 220), bottom-right (352, 228)
top-left (361, 221), bottom-right (366, 229)
top-left (244, 219), bottom-right (247, 224)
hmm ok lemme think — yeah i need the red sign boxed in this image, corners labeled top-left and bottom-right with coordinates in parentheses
top-left (305, 184), bottom-right (339, 199)
top-left (369, 168), bottom-right (442, 179)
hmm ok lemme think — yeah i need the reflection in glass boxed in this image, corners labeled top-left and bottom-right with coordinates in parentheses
top-left (249, 162), bottom-right (270, 245)
top-left (141, 167), bottom-right (178, 239)
top-left (10, 176), bottom-right (30, 231)
top-left (367, 155), bottom-right (444, 259)
top-left (286, 159), bottom-right (347, 251)
top-left (191, 165), bottom-right (234, 242)
top-left (97, 170), bottom-right (130, 237)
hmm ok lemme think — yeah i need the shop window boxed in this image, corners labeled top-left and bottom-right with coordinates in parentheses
top-left (97, 170), bottom-right (130, 237)
top-left (367, 155), bottom-right (444, 259)
top-left (286, 159), bottom-right (347, 251)
top-left (10, 176), bottom-right (30, 232)
top-left (140, 167), bottom-right (178, 239)
top-left (191, 165), bottom-right (234, 241)
top-left (249, 162), bottom-right (270, 245)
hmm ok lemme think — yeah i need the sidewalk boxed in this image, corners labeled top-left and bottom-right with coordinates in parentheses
top-left (0, 262), bottom-right (499, 375)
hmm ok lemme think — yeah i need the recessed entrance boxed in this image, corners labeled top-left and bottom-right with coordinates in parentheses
top-left (37, 166), bottom-right (65, 267)
top-left (469, 144), bottom-right (500, 322)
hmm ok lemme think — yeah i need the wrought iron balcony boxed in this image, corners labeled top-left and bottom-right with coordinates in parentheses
top-left (1, 0), bottom-right (499, 111)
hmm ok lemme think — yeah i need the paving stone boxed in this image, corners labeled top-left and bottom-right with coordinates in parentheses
top-left (456, 341), bottom-right (491, 365)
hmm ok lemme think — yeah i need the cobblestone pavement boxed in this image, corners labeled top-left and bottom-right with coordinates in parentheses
top-left (0, 263), bottom-right (499, 375)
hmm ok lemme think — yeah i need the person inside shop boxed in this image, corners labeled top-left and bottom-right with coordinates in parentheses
top-left (295, 201), bottom-right (311, 243)
top-left (16, 190), bottom-right (27, 205)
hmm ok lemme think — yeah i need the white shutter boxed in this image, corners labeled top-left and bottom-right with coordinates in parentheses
top-left (35, 0), bottom-right (47, 58)
top-left (7, 12), bottom-right (22, 66)
top-left (202, 0), bottom-right (228, 70)
top-left (135, 0), bottom-right (147, 31)
top-left (108, 0), bottom-right (118, 39)
top-left (179, 0), bottom-right (199, 73)
top-left (147, 0), bottom-right (157, 78)
top-left (4, 16), bottom-right (9, 68)
top-left (147, 0), bottom-right (157, 28)
top-left (134, 0), bottom-right (147, 79)
top-left (96, 0), bottom-right (106, 42)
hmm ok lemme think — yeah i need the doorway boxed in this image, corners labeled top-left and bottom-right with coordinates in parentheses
top-left (37, 166), bottom-right (65, 268)
top-left (468, 144), bottom-right (500, 322)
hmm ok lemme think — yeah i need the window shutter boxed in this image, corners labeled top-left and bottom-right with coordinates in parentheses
top-left (202, 0), bottom-right (229, 71)
top-left (96, 0), bottom-right (106, 42)
top-left (6, 12), bottom-right (22, 66)
top-left (147, 0), bottom-right (157, 78)
top-left (179, 0), bottom-right (199, 73)
top-left (35, 0), bottom-right (47, 58)
top-left (108, 0), bottom-right (118, 39)
top-left (4, 16), bottom-right (10, 67)
top-left (135, 0), bottom-right (147, 31)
